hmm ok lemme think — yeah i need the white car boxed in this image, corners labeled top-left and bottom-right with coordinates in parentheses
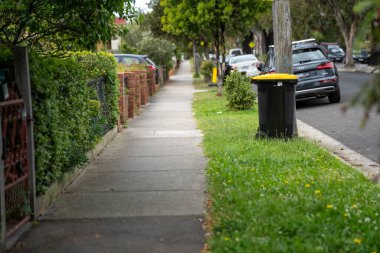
top-left (229, 48), bottom-right (243, 56)
top-left (227, 54), bottom-right (260, 77)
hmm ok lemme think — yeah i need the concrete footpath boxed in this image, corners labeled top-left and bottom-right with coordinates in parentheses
top-left (11, 61), bottom-right (207, 253)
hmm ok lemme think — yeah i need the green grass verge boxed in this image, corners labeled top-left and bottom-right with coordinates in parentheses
top-left (193, 90), bottom-right (380, 253)
top-left (193, 76), bottom-right (211, 90)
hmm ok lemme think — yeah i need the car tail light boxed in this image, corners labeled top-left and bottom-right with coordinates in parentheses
top-left (147, 65), bottom-right (156, 70)
top-left (316, 62), bottom-right (334, 70)
top-left (320, 77), bottom-right (337, 84)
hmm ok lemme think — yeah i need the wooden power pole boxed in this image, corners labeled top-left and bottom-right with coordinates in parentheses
top-left (272, 0), bottom-right (293, 73)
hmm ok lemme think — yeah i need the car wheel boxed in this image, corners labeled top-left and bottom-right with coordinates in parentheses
top-left (328, 90), bottom-right (341, 103)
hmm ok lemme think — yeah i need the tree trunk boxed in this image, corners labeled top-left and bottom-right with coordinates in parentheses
top-left (272, 0), bottom-right (293, 73)
top-left (193, 40), bottom-right (200, 76)
top-left (330, 1), bottom-right (357, 68)
top-left (205, 45), bottom-right (210, 60)
top-left (254, 29), bottom-right (266, 57)
top-left (243, 31), bottom-right (254, 54)
top-left (214, 33), bottom-right (222, 95)
top-left (344, 18), bottom-right (358, 67)
top-left (216, 25), bottom-right (226, 96)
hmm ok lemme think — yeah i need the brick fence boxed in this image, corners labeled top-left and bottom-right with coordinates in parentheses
top-left (117, 68), bottom-right (166, 128)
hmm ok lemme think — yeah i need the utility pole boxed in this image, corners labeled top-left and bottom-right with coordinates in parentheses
top-left (272, 0), bottom-right (297, 137)
top-left (272, 0), bottom-right (292, 73)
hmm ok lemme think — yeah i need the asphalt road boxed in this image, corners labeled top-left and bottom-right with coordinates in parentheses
top-left (296, 71), bottom-right (379, 163)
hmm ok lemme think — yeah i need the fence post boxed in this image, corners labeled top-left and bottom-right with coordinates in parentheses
top-left (13, 47), bottom-right (36, 221)
top-left (0, 117), bottom-right (5, 251)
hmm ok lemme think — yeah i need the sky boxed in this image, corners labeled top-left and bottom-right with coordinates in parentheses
top-left (133, 0), bottom-right (151, 12)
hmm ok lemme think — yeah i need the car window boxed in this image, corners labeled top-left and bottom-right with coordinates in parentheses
top-left (230, 55), bottom-right (257, 64)
top-left (292, 48), bottom-right (326, 64)
top-left (230, 50), bottom-right (242, 56)
top-left (144, 57), bottom-right (156, 66)
top-left (327, 45), bottom-right (339, 49)
top-left (116, 56), bottom-right (140, 65)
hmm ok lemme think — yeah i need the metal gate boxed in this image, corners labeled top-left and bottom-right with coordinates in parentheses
top-left (0, 47), bottom-right (35, 251)
top-left (0, 68), bottom-right (31, 241)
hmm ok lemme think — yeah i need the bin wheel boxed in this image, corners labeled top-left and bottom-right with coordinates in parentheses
top-left (328, 90), bottom-right (341, 103)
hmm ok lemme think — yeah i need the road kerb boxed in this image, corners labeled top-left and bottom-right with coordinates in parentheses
top-left (297, 119), bottom-right (380, 184)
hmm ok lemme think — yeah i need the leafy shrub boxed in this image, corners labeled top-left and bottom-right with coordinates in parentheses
top-left (224, 71), bottom-right (256, 110)
top-left (120, 24), bottom-right (176, 70)
top-left (137, 37), bottom-right (175, 69)
top-left (200, 60), bottom-right (213, 82)
top-left (71, 51), bottom-right (120, 128)
top-left (30, 51), bottom-right (119, 195)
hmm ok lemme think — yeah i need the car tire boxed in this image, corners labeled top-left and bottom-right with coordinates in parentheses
top-left (328, 90), bottom-right (341, 103)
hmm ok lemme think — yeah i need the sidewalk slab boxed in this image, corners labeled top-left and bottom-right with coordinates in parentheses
top-left (66, 170), bottom-right (205, 192)
top-left (10, 216), bottom-right (204, 253)
top-left (11, 60), bottom-right (206, 253)
top-left (86, 155), bottom-right (206, 173)
top-left (43, 191), bottom-right (205, 219)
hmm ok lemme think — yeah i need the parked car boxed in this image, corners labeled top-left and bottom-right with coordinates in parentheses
top-left (219, 54), bottom-right (232, 64)
top-left (223, 54), bottom-right (260, 80)
top-left (259, 39), bottom-right (341, 103)
top-left (320, 42), bottom-right (345, 62)
top-left (353, 49), bottom-right (370, 63)
top-left (229, 48), bottom-right (243, 56)
top-left (114, 54), bottom-right (159, 83)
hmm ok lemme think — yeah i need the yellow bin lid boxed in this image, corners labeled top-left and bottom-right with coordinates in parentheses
top-left (252, 73), bottom-right (298, 83)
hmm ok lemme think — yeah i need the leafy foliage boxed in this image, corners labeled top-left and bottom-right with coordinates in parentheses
top-left (350, 0), bottom-right (380, 125)
top-left (120, 24), bottom-right (145, 54)
top-left (224, 71), bottom-right (256, 110)
top-left (71, 51), bottom-right (120, 127)
top-left (120, 23), bottom-right (176, 69)
top-left (0, 0), bottom-right (138, 52)
top-left (290, 0), bottom-right (340, 42)
top-left (30, 51), bottom-right (119, 194)
top-left (161, 0), bottom-right (267, 63)
top-left (200, 59), bottom-right (214, 82)
top-left (137, 37), bottom-right (175, 68)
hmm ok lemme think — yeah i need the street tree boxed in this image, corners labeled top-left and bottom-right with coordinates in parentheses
top-left (196, 0), bottom-right (267, 93)
top-left (162, 0), bottom-right (267, 94)
top-left (351, 0), bottom-right (380, 124)
top-left (0, 0), bottom-right (139, 53)
top-left (142, 0), bottom-right (191, 67)
top-left (161, 0), bottom-right (202, 76)
top-left (319, 0), bottom-right (371, 67)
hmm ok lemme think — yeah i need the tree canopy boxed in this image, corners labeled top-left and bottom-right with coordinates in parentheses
top-left (161, 0), bottom-right (268, 55)
top-left (0, 0), bottom-right (139, 52)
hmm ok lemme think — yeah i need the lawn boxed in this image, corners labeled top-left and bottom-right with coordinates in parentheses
top-left (193, 90), bottom-right (380, 253)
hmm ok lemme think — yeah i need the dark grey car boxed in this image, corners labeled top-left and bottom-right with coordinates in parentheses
top-left (114, 54), bottom-right (159, 83)
top-left (259, 41), bottom-right (341, 103)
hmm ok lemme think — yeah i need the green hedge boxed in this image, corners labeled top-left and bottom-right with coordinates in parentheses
top-left (30, 51), bottom-right (119, 195)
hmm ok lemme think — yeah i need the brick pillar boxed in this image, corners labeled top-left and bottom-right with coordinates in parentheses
top-left (134, 71), bottom-right (141, 111)
top-left (117, 73), bottom-right (128, 125)
top-left (135, 70), bottom-right (148, 105)
top-left (125, 72), bottom-right (136, 118)
top-left (147, 69), bottom-right (156, 96)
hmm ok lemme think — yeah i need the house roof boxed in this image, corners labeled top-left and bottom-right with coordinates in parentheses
top-left (115, 18), bottom-right (126, 25)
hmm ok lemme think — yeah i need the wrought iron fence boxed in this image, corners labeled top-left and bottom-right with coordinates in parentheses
top-left (87, 77), bottom-right (112, 136)
top-left (0, 69), bottom-right (31, 244)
